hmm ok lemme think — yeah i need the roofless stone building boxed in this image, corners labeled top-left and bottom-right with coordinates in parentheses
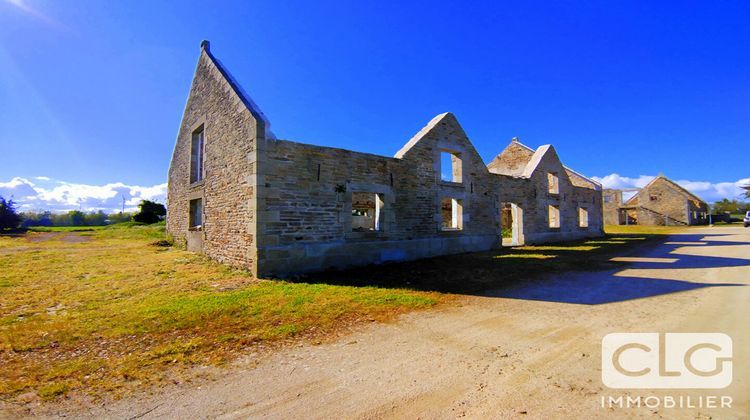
top-left (167, 42), bottom-right (604, 277)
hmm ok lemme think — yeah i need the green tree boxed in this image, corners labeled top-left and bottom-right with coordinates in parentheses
top-left (712, 198), bottom-right (739, 214)
top-left (0, 196), bottom-right (22, 230)
top-left (107, 212), bottom-right (133, 224)
top-left (133, 200), bottom-right (166, 224)
top-left (68, 210), bottom-right (86, 226)
top-left (20, 211), bottom-right (53, 227)
top-left (84, 210), bottom-right (107, 226)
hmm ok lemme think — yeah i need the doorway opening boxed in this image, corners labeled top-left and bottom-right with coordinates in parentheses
top-left (501, 202), bottom-right (524, 246)
top-left (622, 208), bottom-right (638, 225)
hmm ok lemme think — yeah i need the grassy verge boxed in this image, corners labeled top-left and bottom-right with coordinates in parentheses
top-left (603, 225), bottom-right (693, 235)
top-left (0, 224), bottom-right (440, 402)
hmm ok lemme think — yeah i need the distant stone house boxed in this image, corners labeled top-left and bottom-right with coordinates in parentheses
top-left (602, 175), bottom-right (709, 226)
top-left (167, 42), bottom-right (604, 277)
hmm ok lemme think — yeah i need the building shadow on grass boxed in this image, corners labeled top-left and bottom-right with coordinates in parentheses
top-left (293, 233), bottom-right (750, 304)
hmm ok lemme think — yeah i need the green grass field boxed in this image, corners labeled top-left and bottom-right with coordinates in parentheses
top-left (26, 225), bottom-right (109, 232)
top-left (0, 223), bottom-right (689, 402)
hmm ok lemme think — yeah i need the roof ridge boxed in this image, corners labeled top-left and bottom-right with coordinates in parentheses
top-left (200, 41), bottom-right (276, 139)
top-left (563, 165), bottom-right (602, 189)
top-left (520, 144), bottom-right (553, 178)
top-left (394, 112), bottom-right (454, 158)
top-left (624, 175), bottom-right (706, 205)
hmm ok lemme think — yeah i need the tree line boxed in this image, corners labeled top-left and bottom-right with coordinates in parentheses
top-left (712, 198), bottom-right (750, 215)
top-left (0, 196), bottom-right (166, 230)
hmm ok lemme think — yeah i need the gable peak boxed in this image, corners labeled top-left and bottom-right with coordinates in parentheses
top-left (394, 112), bottom-right (465, 158)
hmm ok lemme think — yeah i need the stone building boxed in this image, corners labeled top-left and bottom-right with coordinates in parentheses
top-left (602, 189), bottom-right (625, 225)
top-left (167, 42), bottom-right (604, 277)
top-left (602, 175), bottom-right (709, 226)
top-left (487, 139), bottom-right (604, 246)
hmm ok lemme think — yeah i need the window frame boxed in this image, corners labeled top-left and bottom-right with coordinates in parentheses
top-left (190, 125), bottom-right (205, 184)
top-left (441, 197), bottom-right (464, 231)
top-left (579, 207), bottom-right (589, 228)
top-left (439, 149), bottom-right (463, 184)
top-left (189, 198), bottom-right (203, 230)
top-left (351, 192), bottom-right (385, 232)
top-left (548, 204), bottom-right (560, 229)
top-left (547, 172), bottom-right (559, 195)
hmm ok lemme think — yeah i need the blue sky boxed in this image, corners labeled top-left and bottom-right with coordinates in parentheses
top-left (1, 0), bottom-right (748, 211)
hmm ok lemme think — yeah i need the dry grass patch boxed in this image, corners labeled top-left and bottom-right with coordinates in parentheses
top-left (0, 223), bottom-right (441, 402)
top-left (604, 225), bottom-right (691, 235)
top-left (521, 245), bottom-right (600, 252)
top-left (494, 253), bottom-right (557, 260)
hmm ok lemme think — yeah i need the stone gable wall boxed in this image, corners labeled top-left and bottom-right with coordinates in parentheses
top-left (487, 141), bottom-right (534, 176)
top-left (605, 177), bottom-right (709, 226)
top-left (167, 50), bottom-right (260, 268)
top-left (496, 149), bottom-right (603, 244)
top-left (636, 178), bottom-right (692, 225)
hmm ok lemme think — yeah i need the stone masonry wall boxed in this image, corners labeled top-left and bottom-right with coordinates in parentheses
top-left (169, 46), bottom-right (605, 277)
top-left (255, 113), bottom-right (503, 276)
top-left (167, 46), bottom-right (263, 269)
top-left (487, 141), bottom-right (534, 176)
top-left (602, 189), bottom-right (623, 225)
top-left (626, 177), bottom-right (708, 226)
top-left (494, 150), bottom-right (603, 244)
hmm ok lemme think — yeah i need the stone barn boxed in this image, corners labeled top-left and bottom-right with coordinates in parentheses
top-left (602, 175), bottom-right (709, 226)
top-left (167, 42), bottom-right (604, 277)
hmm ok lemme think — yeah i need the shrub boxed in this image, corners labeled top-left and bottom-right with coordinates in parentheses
top-left (133, 200), bottom-right (166, 224)
top-left (0, 196), bottom-right (21, 230)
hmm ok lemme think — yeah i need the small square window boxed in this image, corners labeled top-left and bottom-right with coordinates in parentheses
top-left (441, 197), bottom-right (463, 230)
top-left (190, 125), bottom-right (205, 183)
top-left (579, 207), bottom-right (589, 228)
top-left (189, 198), bottom-right (203, 228)
top-left (604, 195), bottom-right (613, 203)
top-left (352, 192), bottom-right (384, 232)
top-left (548, 204), bottom-right (560, 228)
top-left (650, 195), bottom-right (658, 201)
top-left (547, 172), bottom-right (559, 194)
top-left (440, 150), bottom-right (462, 183)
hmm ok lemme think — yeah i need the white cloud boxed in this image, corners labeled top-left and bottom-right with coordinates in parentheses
top-left (592, 174), bottom-right (750, 203)
top-left (0, 177), bottom-right (167, 213)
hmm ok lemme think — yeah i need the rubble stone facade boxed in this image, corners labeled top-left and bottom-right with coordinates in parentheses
top-left (603, 189), bottom-right (624, 225)
top-left (602, 176), bottom-right (709, 226)
top-left (487, 141), bottom-right (604, 244)
top-left (167, 43), bottom-right (605, 277)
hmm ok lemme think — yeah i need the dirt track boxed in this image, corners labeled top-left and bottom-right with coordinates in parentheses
top-left (39, 227), bottom-right (750, 418)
